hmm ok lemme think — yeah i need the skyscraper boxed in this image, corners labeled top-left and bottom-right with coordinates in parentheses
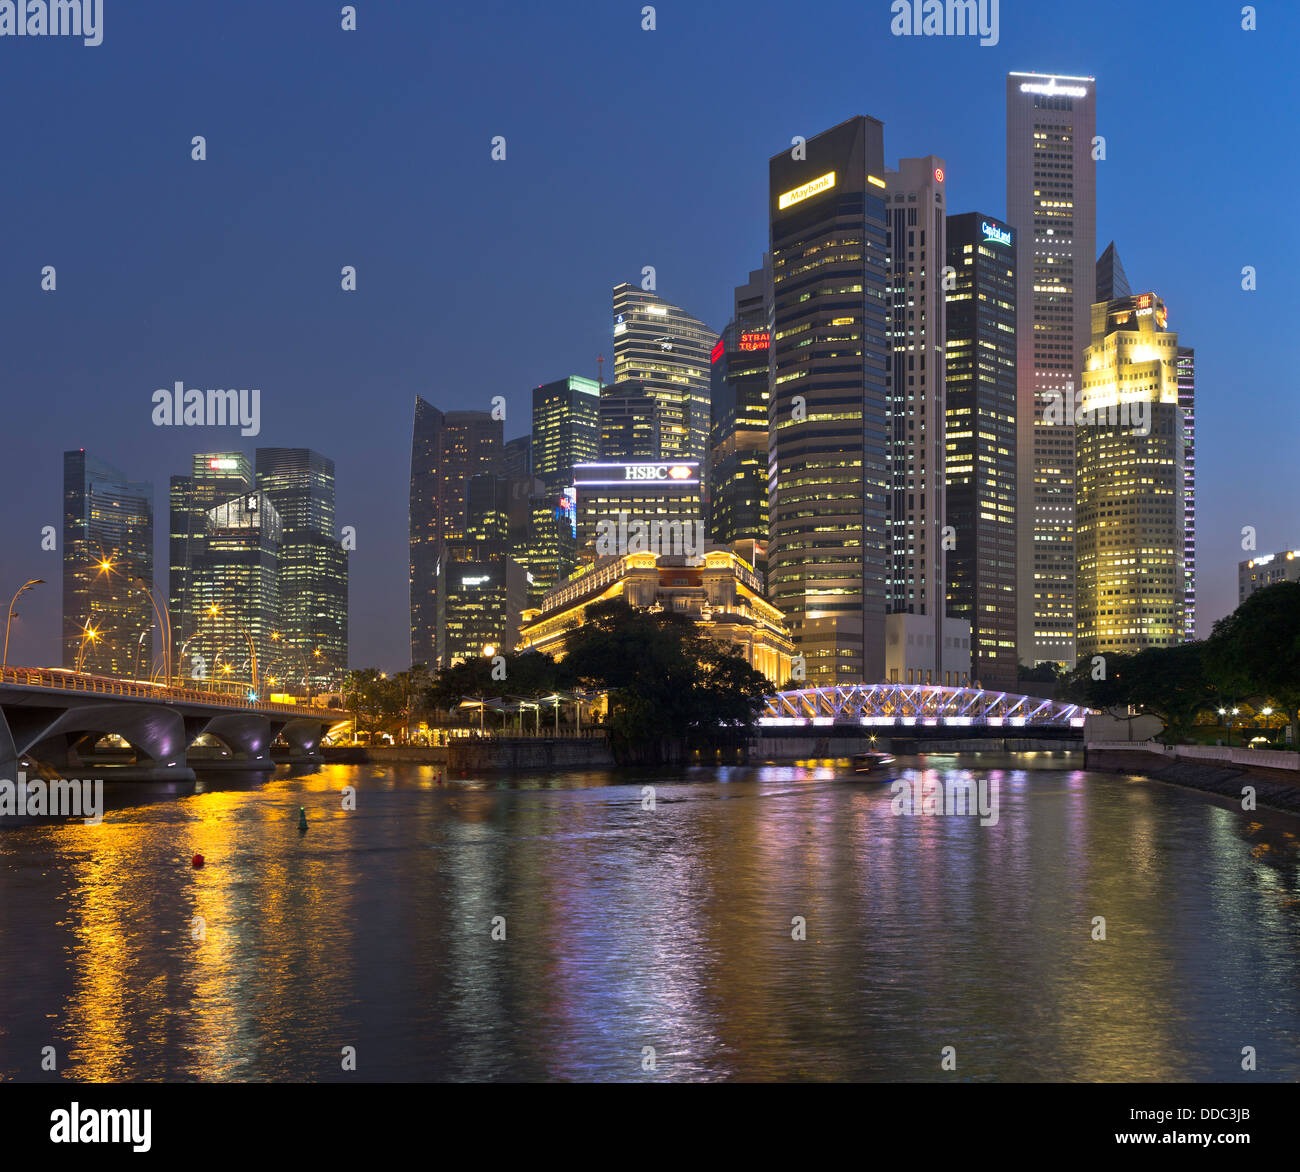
top-left (190, 490), bottom-right (283, 691)
top-left (62, 451), bottom-right (154, 678)
top-left (531, 376), bottom-right (599, 496)
top-left (169, 452), bottom-right (251, 673)
top-left (598, 380), bottom-right (664, 461)
top-left (1096, 241), bottom-right (1130, 302)
top-left (1076, 292), bottom-right (1185, 659)
top-left (409, 399), bottom-right (504, 669)
top-left (611, 284), bottom-right (716, 479)
top-left (945, 213), bottom-right (1018, 690)
top-left (1177, 346), bottom-right (1196, 639)
top-left (768, 115), bottom-right (890, 685)
top-left (709, 260), bottom-right (771, 573)
top-left (1006, 71), bottom-right (1097, 670)
top-left (255, 448), bottom-right (348, 690)
top-left (504, 434), bottom-right (532, 480)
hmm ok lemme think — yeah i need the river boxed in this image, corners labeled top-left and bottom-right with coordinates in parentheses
top-left (2, 757), bottom-right (1298, 1081)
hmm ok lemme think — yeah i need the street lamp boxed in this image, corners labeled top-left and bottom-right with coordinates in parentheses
top-left (3, 578), bottom-right (44, 672)
top-left (74, 621), bottom-right (101, 673)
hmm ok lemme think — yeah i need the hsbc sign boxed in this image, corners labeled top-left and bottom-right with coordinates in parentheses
top-left (624, 464), bottom-right (693, 481)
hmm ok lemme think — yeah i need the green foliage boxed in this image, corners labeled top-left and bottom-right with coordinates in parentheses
top-left (1205, 581), bottom-right (1300, 741)
top-left (342, 668), bottom-right (404, 736)
top-left (424, 651), bottom-right (569, 714)
top-left (561, 599), bottom-right (769, 764)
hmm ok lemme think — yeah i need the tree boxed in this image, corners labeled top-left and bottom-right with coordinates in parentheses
top-left (342, 668), bottom-right (404, 740)
top-left (1205, 581), bottom-right (1300, 746)
top-left (562, 599), bottom-right (770, 765)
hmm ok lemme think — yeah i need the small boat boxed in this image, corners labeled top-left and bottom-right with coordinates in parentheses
top-left (851, 751), bottom-right (896, 775)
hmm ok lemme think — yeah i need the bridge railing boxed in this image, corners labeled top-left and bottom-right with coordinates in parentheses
top-left (0, 667), bottom-right (326, 718)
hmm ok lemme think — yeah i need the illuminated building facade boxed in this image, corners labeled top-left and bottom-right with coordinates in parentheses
top-left (572, 461), bottom-right (704, 556)
top-left (709, 260), bottom-right (771, 575)
top-left (1076, 292), bottom-right (1185, 658)
top-left (409, 399), bottom-right (503, 669)
top-left (944, 212), bottom-right (1018, 689)
top-left (1177, 347), bottom-right (1196, 638)
top-left (515, 489), bottom-right (578, 608)
top-left (254, 448), bottom-right (347, 689)
top-left (531, 376), bottom-right (599, 496)
top-left (883, 157), bottom-right (968, 685)
top-left (611, 284), bottom-right (716, 482)
top-left (1239, 550), bottom-right (1300, 602)
top-left (504, 434), bottom-right (532, 480)
top-left (189, 490), bottom-right (283, 690)
top-left (168, 452), bottom-right (251, 675)
top-left (1006, 71), bottom-right (1097, 669)
top-left (598, 380), bottom-right (664, 461)
top-left (518, 548), bottom-right (794, 685)
top-left (62, 451), bottom-right (154, 677)
top-left (768, 115), bottom-right (891, 685)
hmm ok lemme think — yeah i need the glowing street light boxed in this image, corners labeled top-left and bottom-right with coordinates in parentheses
top-left (3, 578), bottom-right (44, 671)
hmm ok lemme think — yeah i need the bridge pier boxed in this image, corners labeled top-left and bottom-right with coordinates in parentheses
top-left (10, 702), bottom-right (196, 783)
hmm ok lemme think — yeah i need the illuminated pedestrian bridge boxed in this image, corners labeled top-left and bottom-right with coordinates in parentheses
top-left (760, 684), bottom-right (1089, 729)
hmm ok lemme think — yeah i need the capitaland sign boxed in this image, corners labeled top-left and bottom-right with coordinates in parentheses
top-left (981, 220), bottom-right (1011, 246)
top-left (778, 171), bottom-right (836, 211)
top-left (1018, 75), bottom-right (1089, 98)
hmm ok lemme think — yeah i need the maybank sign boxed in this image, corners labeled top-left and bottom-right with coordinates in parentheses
top-left (981, 220), bottom-right (1011, 246)
top-left (779, 171), bottom-right (836, 211)
top-left (1018, 76), bottom-right (1089, 99)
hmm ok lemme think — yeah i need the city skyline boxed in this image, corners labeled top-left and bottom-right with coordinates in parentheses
top-left (1, 2), bottom-right (1294, 673)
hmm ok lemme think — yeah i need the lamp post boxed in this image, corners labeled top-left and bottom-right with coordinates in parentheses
top-left (206, 604), bottom-right (258, 698)
top-left (74, 620), bottom-right (101, 673)
top-left (3, 578), bottom-right (44, 672)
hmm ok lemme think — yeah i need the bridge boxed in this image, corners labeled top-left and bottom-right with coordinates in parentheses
top-left (0, 667), bottom-right (335, 783)
top-left (760, 684), bottom-right (1089, 731)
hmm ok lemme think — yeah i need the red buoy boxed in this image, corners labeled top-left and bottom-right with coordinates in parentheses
top-left (192, 853), bottom-right (204, 869)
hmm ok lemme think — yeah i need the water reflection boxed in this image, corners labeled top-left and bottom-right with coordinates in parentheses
top-left (1, 759), bottom-right (1298, 1082)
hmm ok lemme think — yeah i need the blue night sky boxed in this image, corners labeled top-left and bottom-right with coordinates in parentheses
top-left (1, 0), bottom-right (1295, 672)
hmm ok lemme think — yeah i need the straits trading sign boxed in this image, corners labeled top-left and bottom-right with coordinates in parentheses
top-left (574, 462), bottom-right (700, 486)
top-left (778, 171), bottom-right (836, 211)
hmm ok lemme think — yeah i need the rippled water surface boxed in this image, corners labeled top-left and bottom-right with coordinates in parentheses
top-left (2, 758), bottom-right (1299, 1081)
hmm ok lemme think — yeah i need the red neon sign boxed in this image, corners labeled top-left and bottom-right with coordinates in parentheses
top-left (739, 331), bottom-right (770, 352)
top-left (711, 338), bottom-right (724, 364)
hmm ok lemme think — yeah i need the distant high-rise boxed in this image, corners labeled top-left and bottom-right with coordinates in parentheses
top-left (598, 380), bottom-right (664, 461)
top-left (768, 115), bottom-right (890, 685)
top-left (945, 213), bottom-right (1018, 690)
top-left (62, 451), bottom-right (154, 678)
top-left (611, 284), bottom-right (716, 479)
top-left (1240, 549), bottom-right (1300, 602)
top-left (531, 376), bottom-right (599, 496)
top-left (1096, 241), bottom-right (1130, 302)
top-left (409, 399), bottom-right (503, 669)
top-left (255, 448), bottom-right (348, 689)
top-left (1177, 347), bottom-right (1196, 639)
top-left (1007, 71), bottom-right (1097, 670)
top-left (709, 260), bottom-right (771, 573)
top-left (169, 452), bottom-right (251, 674)
top-left (190, 490), bottom-right (283, 691)
top-left (504, 434), bottom-right (532, 480)
top-left (1076, 292), bottom-right (1185, 659)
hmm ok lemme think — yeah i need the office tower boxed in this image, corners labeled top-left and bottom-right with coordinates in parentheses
top-left (516, 489), bottom-right (578, 608)
top-left (1096, 241), bottom-right (1130, 302)
top-left (1177, 347), bottom-right (1196, 639)
top-left (169, 452), bottom-right (252, 673)
top-left (409, 399), bottom-right (503, 669)
top-left (882, 158), bottom-right (971, 687)
top-left (255, 448), bottom-right (348, 690)
top-left (504, 434), bottom-right (532, 480)
top-left (945, 213), bottom-right (1018, 690)
top-left (709, 260), bottom-right (772, 575)
top-left (1240, 549), bottom-right (1300, 602)
top-left (611, 284), bottom-right (716, 480)
top-left (599, 380), bottom-right (664, 461)
top-left (189, 490), bottom-right (283, 691)
top-left (1076, 292), bottom-right (1184, 659)
top-left (531, 376), bottom-right (599, 496)
top-left (1006, 71), bottom-right (1097, 670)
top-left (769, 115), bottom-right (890, 686)
top-left (572, 461), bottom-right (703, 555)
top-left (62, 451), bottom-right (154, 678)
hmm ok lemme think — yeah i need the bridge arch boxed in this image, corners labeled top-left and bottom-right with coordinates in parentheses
top-left (761, 684), bottom-right (1088, 729)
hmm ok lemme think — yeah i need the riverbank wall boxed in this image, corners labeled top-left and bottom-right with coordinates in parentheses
top-left (323, 745), bottom-right (449, 764)
top-left (447, 735), bottom-right (615, 773)
top-left (1085, 742), bottom-right (1300, 815)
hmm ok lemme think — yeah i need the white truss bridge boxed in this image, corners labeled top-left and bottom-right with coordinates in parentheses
top-left (760, 684), bottom-right (1089, 730)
